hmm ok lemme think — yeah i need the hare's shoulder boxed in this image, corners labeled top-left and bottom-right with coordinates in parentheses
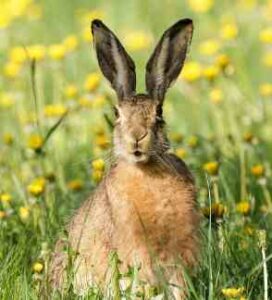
top-left (67, 179), bottom-right (113, 245)
top-left (165, 153), bottom-right (195, 184)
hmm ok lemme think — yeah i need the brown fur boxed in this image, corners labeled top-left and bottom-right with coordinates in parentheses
top-left (50, 154), bottom-right (200, 294)
top-left (50, 19), bottom-right (200, 298)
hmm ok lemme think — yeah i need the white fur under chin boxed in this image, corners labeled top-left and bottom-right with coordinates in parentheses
top-left (117, 155), bottom-right (150, 165)
top-left (128, 154), bottom-right (149, 164)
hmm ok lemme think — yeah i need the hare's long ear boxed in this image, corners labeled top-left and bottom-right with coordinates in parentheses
top-left (91, 19), bottom-right (136, 100)
top-left (145, 19), bottom-right (193, 103)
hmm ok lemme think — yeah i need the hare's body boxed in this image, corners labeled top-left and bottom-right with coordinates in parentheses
top-left (50, 18), bottom-right (200, 297)
top-left (51, 156), bottom-right (199, 292)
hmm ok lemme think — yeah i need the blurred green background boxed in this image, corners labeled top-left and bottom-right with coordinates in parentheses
top-left (0, 0), bottom-right (272, 299)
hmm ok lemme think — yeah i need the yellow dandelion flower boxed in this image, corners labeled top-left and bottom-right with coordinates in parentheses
top-left (220, 22), bottom-right (239, 40)
top-left (202, 65), bottom-right (220, 81)
top-left (95, 134), bottom-right (110, 149)
top-left (0, 93), bottom-right (15, 108)
top-left (175, 148), bottom-right (187, 159)
top-left (251, 164), bottom-right (265, 177)
top-left (27, 178), bottom-right (46, 197)
top-left (236, 201), bottom-right (251, 215)
top-left (3, 132), bottom-right (14, 145)
top-left (78, 96), bottom-right (92, 108)
top-left (202, 202), bottom-right (227, 219)
top-left (0, 193), bottom-right (12, 204)
top-left (92, 170), bottom-right (103, 183)
top-left (259, 27), bottom-right (272, 44)
top-left (262, 52), bottom-right (272, 67)
top-left (27, 134), bottom-right (43, 151)
top-left (169, 132), bottom-right (183, 143)
top-left (124, 30), bottom-right (152, 51)
top-left (243, 132), bottom-right (254, 143)
top-left (27, 45), bottom-right (46, 61)
top-left (209, 88), bottom-right (223, 104)
top-left (9, 0), bottom-right (33, 18)
top-left (92, 158), bottom-right (105, 172)
top-left (64, 84), bottom-right (78, 99)
top-left (84, 73), bottom-right (101, 92)
top-left (203, 161), bottom-right (219, 175)
top-left (259, 83), bottom-right (272, 97)
top-left (187, 0), bottom-right (214, 13)
top-left (187, 135), bottom-right (198, 148)
top-left (67, 179), bottom-right (84, 191)
top-left (216, 54), bottom-right (230, 69)
top-left (3, 61), bottom-right (21, 79)
top-left (33, 262), bottom-right (43, 273)
top-left (92, 95), bottom-right (106, 108)
top-left (44, 104), bottom-right (67, 118)
top-left (180, 61), bottom-right (202, 82)
top-left (48, 44), bottom-right (66, 60)
top-left (9, 47), bottom-right (27, 64)
top-left (19, 206), bottom-right (30, 221)
top-left (0, 11), bottom-right (11, 29)
top-left (0, 211), bottom-right (7, 219)
top-left (199, 39), bottom-right (220, 56)
top-left (63, 35), bottom-right (79, 52)
top-left (222, 287), bottom-right (244, 298)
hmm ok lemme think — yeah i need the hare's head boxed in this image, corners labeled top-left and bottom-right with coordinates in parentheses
top-left (91, 19), bottom-right (193, 164)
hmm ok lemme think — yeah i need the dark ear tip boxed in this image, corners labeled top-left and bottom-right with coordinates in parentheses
top-left (184, 18), bottom-right (193, 24)
top-left (91, 19), bottom-right (104, 31)
top-left (166, 18), bottom-right (193, 38)
top-left (176, 18), bottom-right (193, 28)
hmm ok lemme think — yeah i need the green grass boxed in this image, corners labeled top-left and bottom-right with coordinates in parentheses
top-left (0, 0), bottom-right (272, 299)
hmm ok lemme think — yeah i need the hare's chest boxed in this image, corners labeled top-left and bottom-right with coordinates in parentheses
top-left (108, 164), bottom-right (193, 234)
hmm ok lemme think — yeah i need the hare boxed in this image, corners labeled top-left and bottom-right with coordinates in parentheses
top-left (50, 19), bottom-right (200, 298)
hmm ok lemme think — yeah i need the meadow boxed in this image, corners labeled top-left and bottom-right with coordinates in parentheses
top-left (0, 0), bottom-right (272, 299)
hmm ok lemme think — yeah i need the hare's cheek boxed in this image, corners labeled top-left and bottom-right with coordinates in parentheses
top-left (122, 135), bottom-right (135, 153)
top-left (113, 128), bottom-right (123, 146)
top-left (114, 128), bottom-right (129, 150)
